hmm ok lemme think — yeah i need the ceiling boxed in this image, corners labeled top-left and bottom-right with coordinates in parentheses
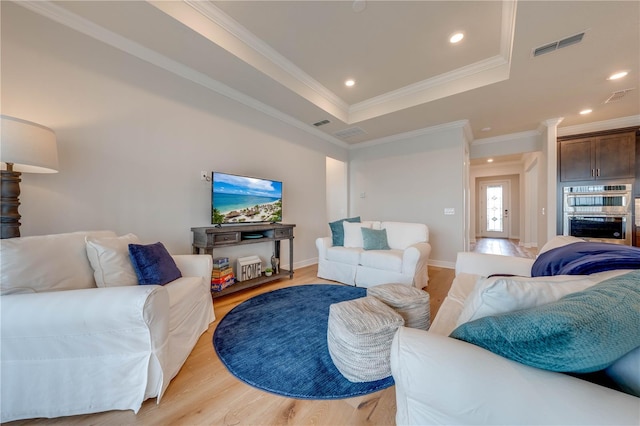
top-left (18, 1), bottom-right (640, 148)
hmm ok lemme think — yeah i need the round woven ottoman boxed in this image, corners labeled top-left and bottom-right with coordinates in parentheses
top-left (327, 296), bottom-right (404, 383)
top-left (367, 283), bottom-right (430, 330)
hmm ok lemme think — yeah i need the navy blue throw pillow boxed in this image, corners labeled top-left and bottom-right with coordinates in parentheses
top-left (128, 242), bottom-right (182, 285)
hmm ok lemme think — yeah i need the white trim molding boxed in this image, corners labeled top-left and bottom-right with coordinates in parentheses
top-left (557, 115), bottom-right (640, 137)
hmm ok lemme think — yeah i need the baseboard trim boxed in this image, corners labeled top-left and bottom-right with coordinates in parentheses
top-left (428, 259), bottom-right (455, 269)
top-left (294, 257), bottom-right (319, 270)
top-left (300, 258), bottom-right (455, 270)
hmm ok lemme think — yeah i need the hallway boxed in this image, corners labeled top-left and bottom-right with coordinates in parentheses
top-left (471, 238), bottom-right (537, 259)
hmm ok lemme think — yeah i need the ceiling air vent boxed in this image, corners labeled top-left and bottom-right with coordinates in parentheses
top-left (313, 119), bottom-right (330, 127)
top-left (605, 88), bottom-right (635, 103)
top-left (334, 126), bottom-right (367, 139)
top-left (533, 31), bottom-right (586, 57)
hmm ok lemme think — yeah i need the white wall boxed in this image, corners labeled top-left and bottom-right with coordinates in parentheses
top-left (348, 126), bottom-right (467, 267)
top-left (522, 152), bottom-right (541, 248)
top-left (2, 3), bottom-right (348, 269)
top-left (325, 157), bottom-right (348, 223)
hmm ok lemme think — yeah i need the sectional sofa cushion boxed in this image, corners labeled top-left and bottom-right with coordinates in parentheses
top-left (343, 221), bottom-right (372, 248)
top-left (450, 270), bottom-right (640, 373)
top-left (85, 233), bottom-right (140, 287)
top-left (328, 216), bottom-right (360, 246)
top-left (360, 249), bottom-right (403, 273)
top-left (606, 346), bottom-right (640, 397)
top-left (456, 275), bottom-right (595, 326)
top-left (0, 230), bottom-right (117, 294)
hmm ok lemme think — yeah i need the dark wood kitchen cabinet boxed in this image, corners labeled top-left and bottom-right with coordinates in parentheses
top-left (559, 131), bottom-right (635, 182)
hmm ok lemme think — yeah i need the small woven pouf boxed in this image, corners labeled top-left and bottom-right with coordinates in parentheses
top-left (367, 283), bottom-right (431, 330)
top-left (327, 296), bottom-right (404, 383)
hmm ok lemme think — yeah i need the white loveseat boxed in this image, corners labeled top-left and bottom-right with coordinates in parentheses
top-left (316, 221), bottom-right (431, 289)
top-left (391, 236), bottom-right (639, 425)
top-left (0, 231), bottom-right (215, 422)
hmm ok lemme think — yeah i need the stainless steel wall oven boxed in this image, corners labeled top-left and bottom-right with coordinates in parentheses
top-left (563, 184), bottom-right (632, 245)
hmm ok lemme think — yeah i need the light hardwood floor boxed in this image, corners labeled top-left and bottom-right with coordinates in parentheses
top-left (8, 264), bottom-right (455, 426)
top-left (471, 238), bottom-right (538, 259)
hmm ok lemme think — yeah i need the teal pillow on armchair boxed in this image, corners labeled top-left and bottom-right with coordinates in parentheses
top-left (450, 270), bottom-right (640, 373)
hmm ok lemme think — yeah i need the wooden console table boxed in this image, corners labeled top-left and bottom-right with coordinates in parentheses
top-left (191, 223), bottom-right (295, 298)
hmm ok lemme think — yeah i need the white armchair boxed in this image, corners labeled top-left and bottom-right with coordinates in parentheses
top-left (0, 231), bottom-right (214, 422)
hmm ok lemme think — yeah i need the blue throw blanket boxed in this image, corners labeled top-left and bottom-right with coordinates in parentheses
top-left (532, 242), bottom-right (640, 277)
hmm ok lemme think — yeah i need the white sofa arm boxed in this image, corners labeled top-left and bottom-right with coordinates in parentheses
top-left (315, 236), bottom-right (333, 260)
top-left (402, 242), bottom-right (431, 273)
top-left (455, 252), bottom-right (534, 277)
top-left (391, 327), bottom-right (639, 426)
top-left (1, 286), bottom-right (168, 338)
top-left (172, 254), bottom-right (213, 281)
top-left (402, 242), bottom-right (431, 288)
top-left (1, 286), bottom-right (170, 422)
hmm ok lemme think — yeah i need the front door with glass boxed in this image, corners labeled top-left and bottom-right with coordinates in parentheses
top-left (480, 181), bottom-right (510, 238)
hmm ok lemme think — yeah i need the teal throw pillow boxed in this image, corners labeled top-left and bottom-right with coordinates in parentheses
top-left (129, 242), bottom-right (182, 285)
top-left (328, 216), bottom-right (360, 246)
top-left (361, 227), bottom-right (390, 250)
top-left (450, 270), bottom-right (640, 373)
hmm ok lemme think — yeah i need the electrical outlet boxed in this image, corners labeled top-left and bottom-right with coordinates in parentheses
top-left (444, 208), bottom-right (455, 215)
top-left (200, 171), bottom-right (209, 181)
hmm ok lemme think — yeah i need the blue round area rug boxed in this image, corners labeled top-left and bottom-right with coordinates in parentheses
top-left (213, 284), bottom-right (394, 399)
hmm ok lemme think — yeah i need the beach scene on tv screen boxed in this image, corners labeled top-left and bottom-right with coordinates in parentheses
top-left (212, 173), bottom-right (282, 224)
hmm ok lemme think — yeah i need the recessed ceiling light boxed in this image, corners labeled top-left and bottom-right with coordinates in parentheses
top-left (487, 158), bottom-right (494, 163)
top-left (608, 71), bottom-right (628, 80)
top-left (345, 79), bottom-right (355, 87)
top-left (450, 32), bottom-right (464, 44)
top-left (579, 109), bottom-right (592, 115)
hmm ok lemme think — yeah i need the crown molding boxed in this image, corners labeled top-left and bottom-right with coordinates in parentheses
top-left (349, 55), bottom-right (508, 119)
top-left (13, 0), bottom-right (349, 150)
top-left (471, 159), bottom-right (525, 169)
top-left (177, 0), bottom-right (517, 125)
top-left (184, 0), bottom-right (350, 118)
top-left (347, 0), bottom-right (517, 123)
top-left (472, 129), bottom-right (540, 146)
top-left (350, 120), bottom-right (470, 150)
top-left (557, 115), bottom-right (640, 137)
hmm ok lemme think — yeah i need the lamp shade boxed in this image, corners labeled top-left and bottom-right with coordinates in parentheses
top-left (1, 115), bottom-right (58, 173)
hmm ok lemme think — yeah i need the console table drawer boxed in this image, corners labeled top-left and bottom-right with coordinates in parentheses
top-left (213, 232), bottom-right (240, 245)
top-left (274, 228), bottom-right (292, 238)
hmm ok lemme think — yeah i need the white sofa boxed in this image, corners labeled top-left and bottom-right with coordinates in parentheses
top-left (391, 237), bottom-right (639, 425)
top-left (316, 221), bottom-right (431, 289)
top-left (0, 231), bottom-right (215, 422)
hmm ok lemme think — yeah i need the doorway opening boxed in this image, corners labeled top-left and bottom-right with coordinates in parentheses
top-left (479, 180), bottom-right (510, 238)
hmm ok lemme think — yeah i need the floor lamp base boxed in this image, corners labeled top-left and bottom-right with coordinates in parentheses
top-left (1, 170), bottom-right (22, 239)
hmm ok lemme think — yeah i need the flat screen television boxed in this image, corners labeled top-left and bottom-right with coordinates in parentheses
top-left (212, 172), bottom-right (282, 224)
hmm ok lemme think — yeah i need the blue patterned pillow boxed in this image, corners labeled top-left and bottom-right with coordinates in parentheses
top-left (328, 216), bottom-right (360, 246)
top-left (361, 227), bottom-right (390, 250)
top-left (450, 270), bottom-right (640, 373)
top-left (128, 242), bottom-right (182, 285)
